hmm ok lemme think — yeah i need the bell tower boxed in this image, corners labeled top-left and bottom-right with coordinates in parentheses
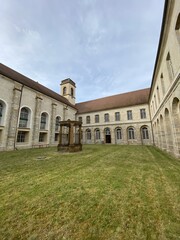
top-left (60, 78), bottom-right (76, 105)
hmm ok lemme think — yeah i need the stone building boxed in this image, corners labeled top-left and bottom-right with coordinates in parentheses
top-left (149, 0), bottom-right (180, 158)
top-left (0, 0), bottom-right (179, 158)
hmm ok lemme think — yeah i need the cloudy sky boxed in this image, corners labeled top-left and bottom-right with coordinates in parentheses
top-left (0, 0), bottom-right (164, 103)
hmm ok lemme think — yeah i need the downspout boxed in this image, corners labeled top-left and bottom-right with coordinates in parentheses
top-left (14, 84), bottom-right (24, 150)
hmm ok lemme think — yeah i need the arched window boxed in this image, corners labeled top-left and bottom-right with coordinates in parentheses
top-left (166, 52), bottom-right (174, 81)
top-left (63, 87), bottom-right (67, 95)
top-left (160, 73), bottom-right (165, 95)
top-left (86, 116), bottom-right (90, 124)
top-left (40, 112), bottom-right (47, 130)
top-left (86, 129), bottom-right (91, 140)
top-left (95, 129), bottom-right (100, 140)
top-left (71, 88), bottom-right (74, 97)
top-left (0, 102), bottom-right (3, 125)
top-left (19, 107), bottom-right (29, 128)
top-left (128, 127), bottom-right (135, 139)
top-left (55, 116), bottom-right (61, 131)
top-left (105, 128), bottom-right (110, 135)
top-left (175, 13), bottom-right (180, 45)
top-left (141, 127), bottom-right (149, 139)
top-left (116, 128), bottom-right (122, 139)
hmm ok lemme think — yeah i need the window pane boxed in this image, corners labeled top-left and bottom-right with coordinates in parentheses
top-left (127, 111), bottom-right (132, 120)
top-left (140, 109), bottom-right (146, 119)
top-left (115, 112), bottom-right (120, 121)
top-left (17, 131), bottom-right (26, 142)
top-left (104, 113), bottom-right (109, 122)
top-left (95, 115), bottom-right (99, 123)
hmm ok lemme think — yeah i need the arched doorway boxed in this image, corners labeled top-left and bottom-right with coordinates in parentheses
top-left (105, 128), bottom-right (111, 143)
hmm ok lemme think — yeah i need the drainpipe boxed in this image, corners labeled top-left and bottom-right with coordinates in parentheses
top-left (14, 84), bottom-right (24, 150)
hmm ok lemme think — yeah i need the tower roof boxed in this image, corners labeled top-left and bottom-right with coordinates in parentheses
top-left (61, 78), bottom-right (76, 87)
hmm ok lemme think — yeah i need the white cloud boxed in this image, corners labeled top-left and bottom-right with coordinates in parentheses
top-left (0, 0), bottom-right (165, 102)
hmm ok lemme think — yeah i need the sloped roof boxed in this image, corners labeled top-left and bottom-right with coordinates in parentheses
top-left (0, 63), bottom-right (76, 109)
top-left (76, 88), bottom-right (150, 114)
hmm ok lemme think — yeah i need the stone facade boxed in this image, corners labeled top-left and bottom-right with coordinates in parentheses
top-left (76, 104), bottom-right (153, 145)
top-left (0, 75), bottom-right (77, 151)
top-left (0, 0), bottom-right (179, 158)
top-left (149, 0), bottom-right (180, 158)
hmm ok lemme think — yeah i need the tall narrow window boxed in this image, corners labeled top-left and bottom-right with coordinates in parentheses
top-left (141, 127), bottom-right (149, 139)
top-left (71, 88), bottom-right (74, 97)
top-left (95, 114), bottom-right (99, 123)
top-left (19, 108), bottom-right (29, 128)
top-left (160, 73), bottom-right (165, 95)
top-left (128, 127), bottom-right (135, 139)
top-left (63, 87), bottom-right (67, 95)
top-left (0, 103), bottom-right (3, 125)
top-left (127, 110), bottom-right (132, 120)
top-left (175, 13), bottom-right (180, 45)
top-left (78, 117), bottom-right (82, 123)
top-left (95, 129), bottom-right (100, 140)
top-left (154, 95), bottom-right (157, 109)
top-left (157, 86), bottom-right (160, 104)
top-left (86, 129), bottom-right (91, 140)
top-left (86, 116), bottom-right (90, 124)
top-left (40, 113), bottom-right (47, 130)
top-left (115, 112), bottom-right (120, 121)
top-left (55, 116), bottom-right (61, 131)
top-left (140, 109), bottom-right (146, 119)
top-left (166, 52), bottom-right (174, 82)
top-left (104, 113), bottom-right (109, 122)
top-left (116, 128), bottom-right (122, 139)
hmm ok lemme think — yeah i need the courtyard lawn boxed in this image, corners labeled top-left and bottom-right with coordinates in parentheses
top-left (0, 145), bottom-right (180, 240)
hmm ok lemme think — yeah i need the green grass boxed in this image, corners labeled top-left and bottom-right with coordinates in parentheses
top-left (0, 145), bottom-right (180, 240)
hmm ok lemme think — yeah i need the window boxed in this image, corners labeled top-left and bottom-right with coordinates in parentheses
top-left (86, 129), bottom-right (91, 140)
top-left (55, 116), bottom-right (61, 131)
top-left (0, 102), bottom-right (3, 125)
top-left (140, 109), bottom-right (146, 119)
top-left (95, 129), bottom-right (100, 140)
top-left (175, 13), bottom-right (180, 45)
top-left (95, 114), bottom-right (99, 123)
top-left (71, 88), bottom-right (74, 97)
top-left (161, 73), bottom-right (165, 95)
top-left (116, 128), bottom-right (122, 140)
top-left (86, 116), bottom-right (90, 124)
top-left (127, 110), bottom-right (132, 120)
top-left (157, 86), bottom-right (160, 104)
top-left (104, 113), bottom-right (109, 122)
top-left (78, 117), bottom-right (82, 123)
top-left (115, 112), bottom-right (120, 121)
top-left (128, 127), bottom-right (135, 139)
top-left (19, 108), bottom-right (29, 128)
top-left (39, 132), bottom-right (46, 142)
top-left (40, 113), bottom-right (47, 130)
top-left (55, 133), bottom-right (59, 141)
top-left (141, 127), bottom-right (149, 139)
top-left (63, 87), bottom-right (66, 95)
top-left (17, 131), bottom-right (26, 142)
top-left (166, 52), bottom-right (174, 81)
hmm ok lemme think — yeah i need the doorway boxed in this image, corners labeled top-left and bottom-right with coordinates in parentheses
top-left (105, 128), bottom-right (111, 143)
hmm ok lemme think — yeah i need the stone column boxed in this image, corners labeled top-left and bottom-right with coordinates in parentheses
top-left (6, 83), bottom-right (23, 150)
top-left (79, 124), bottom-right (82, 144)
top-left (32, 95), bottom-right (42, 145)
top-left (69, 123), bottom-right (74, 145)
